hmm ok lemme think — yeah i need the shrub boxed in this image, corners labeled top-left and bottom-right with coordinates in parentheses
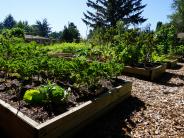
top-left (175, 45), bottom-right (184, 56)
top-left (2, 27), bottom-right (24, 38)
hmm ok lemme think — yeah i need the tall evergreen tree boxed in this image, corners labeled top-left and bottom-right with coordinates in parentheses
top-left (35, 18), bottom-right (51, 37)
top-left (82, 0), bottom-right (147, 28)
top-left (61, 22), bottom-right (80, 42)
top-left (3, 14), bottom-right (16, 29)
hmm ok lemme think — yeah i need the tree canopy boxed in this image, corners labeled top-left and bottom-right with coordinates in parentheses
top-left (169, 0), bottom-right (184, 32)
top-left (0, 14), bottom-right (82, 41)
top-left (61, 22), bottom-right (80, 42)
top-left (3, 14), bottom-right (16, 29)
top-left (82, 0), bottom-right (147, 28)
top-left (35, 19), bottom-right (51, 37)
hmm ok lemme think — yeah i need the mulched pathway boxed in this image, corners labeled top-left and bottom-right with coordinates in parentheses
top-left (75, 63), bottom-right (184, 138)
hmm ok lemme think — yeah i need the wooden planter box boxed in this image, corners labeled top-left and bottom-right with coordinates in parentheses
top-left (177, 56), bottom-right (184, 63)
top-left (49, 52), bottom-right (75, 59)
top-left (0, 81), bottom-right (132, 138)
top-left (123, 64), bottom-right (166, 81)
top-left (165, 59), bottom-right (178, 68)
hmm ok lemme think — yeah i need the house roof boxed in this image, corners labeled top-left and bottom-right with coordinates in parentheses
top-left (24, 35), bottom-right (49, 40)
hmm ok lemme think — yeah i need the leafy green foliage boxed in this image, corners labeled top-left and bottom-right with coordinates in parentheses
top-left (38, 82), bottom-right (69, 104)
top-left (89, 27), bottom-right (117, 45)
top-left (115, 29), bottom-right (156, 65)
top-left (169, 0), bottom-right (184, 32)
top-left (152, 53), bottom-right (167, 62)
top-left (88, 21), bottom-right (127, 46)
top-left (175, 45), bottom-right (184, 56)
top-left (155, 23), bottom-right (177, 55)
top-left (46, 42), bottom-right (90, 56)
top-left (2, 28), bottom-right (24, 38)
top-left (0, 34), bottom-right (123, 95)
top-left (23, 89), bottom-right (45, 104)
top-left (23, 83), bottom-right (69, 105)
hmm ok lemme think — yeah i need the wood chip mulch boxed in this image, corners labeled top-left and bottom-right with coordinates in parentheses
top-left (75, 63), bottom-right (184, 138)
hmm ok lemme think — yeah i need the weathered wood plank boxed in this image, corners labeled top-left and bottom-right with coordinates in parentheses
top-left (124, 66), bottom-right (151, 77)
top-left (123, 65), bottom-right (166, 81)
top-left (0, 99), bottom-right (39, 138)
top-left (165, 59), bottom-right (178, 68)
top-left (151, 64), bottom-right (166, 80)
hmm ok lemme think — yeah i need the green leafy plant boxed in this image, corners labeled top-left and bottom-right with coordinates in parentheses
top-left (175, 45), bottom-right (184, 56)
top-left (152, 53), bottom-right (167, 62)
top-left (39, 82), bottom-right (69, 104)
top-left (23, 89), bottom-right (45, 104)
top-left (155, 23), bottom-right (177, 55)
top-left (23, 83), bottom-right (69, 105)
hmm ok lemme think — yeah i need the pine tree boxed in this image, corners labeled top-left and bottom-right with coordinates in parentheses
top-left (82, 0), bottom-right (147, 28)
top-left (3, 14), bottom-right (16, 29)
top-left (61, 22), bottom-right (80, 43)
top-left (35, 18), bottom-right (51, 37)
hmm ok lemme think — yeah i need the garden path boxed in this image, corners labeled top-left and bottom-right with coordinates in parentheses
top-left (76, 63), bottom-right (184, 137)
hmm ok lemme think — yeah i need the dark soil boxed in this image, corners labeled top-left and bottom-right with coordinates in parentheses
top-left (0, 72), bottom-right (124, 123)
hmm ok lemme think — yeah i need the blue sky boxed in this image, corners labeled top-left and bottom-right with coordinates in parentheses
top-left (0, 0), bottom-right (173, 37)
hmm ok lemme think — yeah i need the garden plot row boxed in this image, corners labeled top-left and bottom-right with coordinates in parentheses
top-left (52, 51), bottom-right (183, 81)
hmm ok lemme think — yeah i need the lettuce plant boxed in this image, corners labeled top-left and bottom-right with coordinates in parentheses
top-left (23, 89), bottom-right (45, 104)
top-left (23, 83), bottom-right (69, 105)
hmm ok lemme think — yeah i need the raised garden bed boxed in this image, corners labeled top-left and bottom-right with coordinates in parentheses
top-left (0, 80), bottom-right (132, 138)
top-left (49, 52), bottom-right (75, 59)
top-left (164, 59), bottom-right (178, 68)
top-left (123, 63), bottom-right (166, 81)
top-left (177, 56), bottom-right (184, 63)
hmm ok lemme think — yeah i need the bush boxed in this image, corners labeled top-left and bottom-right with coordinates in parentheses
top-left (175, 45), bottom-right (184, 56)
top-left (2, 27), bottom-right (24, 38)
top-left (155, 24), bottom-right (177, 55)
